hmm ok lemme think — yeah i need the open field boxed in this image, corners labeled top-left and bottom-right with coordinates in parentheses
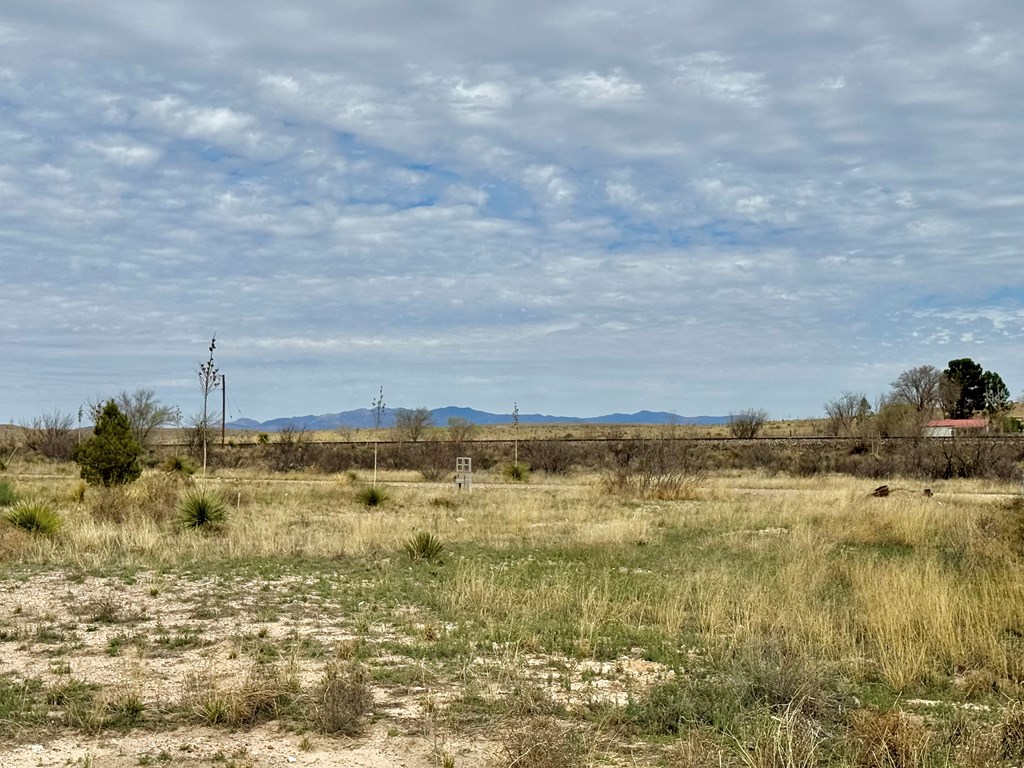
top-left (1, 457), bottom-right (1024, 767)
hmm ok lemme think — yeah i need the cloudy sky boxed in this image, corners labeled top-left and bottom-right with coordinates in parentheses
top-left (2, 1), bottom-right (1022, 424)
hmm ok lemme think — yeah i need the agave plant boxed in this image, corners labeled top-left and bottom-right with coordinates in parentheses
top-left (355, 485), bottom-right (390, 507)
top-left (404, 531), bottom-right (444, 564)
top-left (4, 500), bottom-right (62, 536)
top-left (176, 489), bottom-right (228, 531)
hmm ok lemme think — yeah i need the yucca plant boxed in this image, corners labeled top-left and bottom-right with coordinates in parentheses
top-left (161, 454), bottom-right (197, 477)
top-left (503, 462), bottom-right (531, 482)
top-left (355, 485), bottom-right (389, 508)
top-left (404, 531), bottom-right (444, 563)
top-left (4, 500), bottom-right (62, 536)
top-left (176, 489), bottom-right (228, 531)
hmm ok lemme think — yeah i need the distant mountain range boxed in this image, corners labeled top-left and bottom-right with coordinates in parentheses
top-left (227, 407), bottom-right (729, 432)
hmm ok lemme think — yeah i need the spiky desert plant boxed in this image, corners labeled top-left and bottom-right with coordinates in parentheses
top-left (356, 485), bottom-right (390, 508)
top-left (161, 454), bottom-right (197, 477)
top-left (176, 489), bottom-right (228, 531)
top-left (4, 500), bottom-right (62, 536)
top-left (404, 531), bottom-right (444, 563)
top-left (504, 462), bottom-right (531, 483)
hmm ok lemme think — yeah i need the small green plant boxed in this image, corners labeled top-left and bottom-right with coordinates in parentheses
top-left (0, 481), bottom-right (17, 507)
top-left (107, 690), bottom-right (146, 726)
top-left (257, 432), bottom-right (270, 445)
top-left (176, 490), bottom-right (228, 530)
top-left (75, 401), bottom-right (143, 487)
top-left (404, 531), bottom-right (445, 563)
top-left (503, 462), bottom-right (531, 482)
top-left (356, 485), bottom-right (390, 507)
top-left (161, 454), bottom-right (197, 477)
top-left (4, 500), bottom-right (62, 536)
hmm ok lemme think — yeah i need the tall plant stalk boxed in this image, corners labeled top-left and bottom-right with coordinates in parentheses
top-left (371, 386), bottom-right (385, 487)
top-left (513, 401), bottom-right (519, 465)
top-left (197, 335), bottom-right (220, 478)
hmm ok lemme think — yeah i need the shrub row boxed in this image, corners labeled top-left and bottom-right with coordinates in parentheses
top-left (165, 436), bottom-right (1024, 482)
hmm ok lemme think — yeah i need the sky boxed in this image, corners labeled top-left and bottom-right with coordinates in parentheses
top-left (2, 0), bottom-right (1023, 424)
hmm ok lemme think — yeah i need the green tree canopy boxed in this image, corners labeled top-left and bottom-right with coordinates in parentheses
top-left (75, 401), bottom-right (143, 486)
top-left (942, 358), bottom-right (985, 418)
top-left (942, 358), bottom-right (1010, 418)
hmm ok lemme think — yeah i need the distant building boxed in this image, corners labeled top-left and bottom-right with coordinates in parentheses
top-left (922, 418), bottom-right (988, 437)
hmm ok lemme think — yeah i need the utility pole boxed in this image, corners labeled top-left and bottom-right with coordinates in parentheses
top-left (221, 374), bottom-right (226, 446)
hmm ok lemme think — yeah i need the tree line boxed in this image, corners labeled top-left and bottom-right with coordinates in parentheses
top-left (824, 358), bottom-right (1016, 437)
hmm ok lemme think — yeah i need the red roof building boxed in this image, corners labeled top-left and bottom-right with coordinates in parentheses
top-left (923, 418), bottom-right (988, 436)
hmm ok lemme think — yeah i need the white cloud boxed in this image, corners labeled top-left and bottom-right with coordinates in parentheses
top-left (674, 52), bottom-right (766, 106)
top-left (1, 0), bottom-right (1023, 421)
top-left (554, 71), bottom-right (643, 102)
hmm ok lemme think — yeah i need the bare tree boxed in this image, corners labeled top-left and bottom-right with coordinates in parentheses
top-left (446, 416), bottom-right (476, 445)
top-left (23, 411), bottom-right (76, 461)
top-left (728, 408), bottom-right (769, 439)
top-left (395, 408), bottom-right (433, 442)
top-left (938, 374), bottom-right (962, 419)
top-left (889, 365), bottom-right (941, 412)
top-left (92, 389), bottom-right (176, 449)
top-left (824, 391), bottom-right (871, 436)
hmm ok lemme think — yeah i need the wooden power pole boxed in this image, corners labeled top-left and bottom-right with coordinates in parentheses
top-left (221, 374), bottom-right (226, 445)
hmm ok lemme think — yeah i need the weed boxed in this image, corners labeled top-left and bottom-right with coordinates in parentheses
top-left (1001, 699), bottom-right (1024, 761)
top-left (176, 489), bottom-right (228, 530)
top-left (498, 715), bottom-right (585, 768)
top-left (311, 660), bottom-right (373, 736)
top-left (185, 664), bottom-right (299, 727)
top-left (69, 480), bottom-right (87, 504)
top-left (624, 675), bottom-right (743, 735)
top-left (734, 637), bottom-right (843, 721)
top-left (0, 480), bottom-right (17, 507)
top-left (356, 485), bottom-right (390, 507)
top-left (503, 462), bottom-right (531, 482)
top-left (733, 703), bottom-right (826, 768)
top-left (4, 500), bottom-right (62, 535)
top-left (599, 439), bottom-right (706, 499)
top-left (404, 531), bottom-right (445, 563)
top-left (107, 689), bottom-right (146, 727)
top-left (850, 709), bottom-right (933, 768)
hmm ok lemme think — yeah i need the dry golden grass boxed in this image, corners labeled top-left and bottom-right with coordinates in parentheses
top-left (2, 456), bottom-right (1024, 765)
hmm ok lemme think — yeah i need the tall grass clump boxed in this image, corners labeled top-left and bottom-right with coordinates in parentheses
top-left (0, 480), bottom-right (17, 507)
top-left (498, 715), bottom-right (586, 768)
top-left (599, 439), bottom-right (706, 500)
top-left (4, 500), bottom-right (62, 536)
top-left (185, 665), bottom-right (299, 727)
top-left (176, 489), bottom-right (228, 531)
top-left (311, 661), bottom-right (373, 736)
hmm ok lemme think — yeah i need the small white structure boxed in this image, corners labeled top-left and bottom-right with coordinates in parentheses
top-left (454, 457), bottom-right (472, 492)
top-left (922, 418), bottom-right (988, 437)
